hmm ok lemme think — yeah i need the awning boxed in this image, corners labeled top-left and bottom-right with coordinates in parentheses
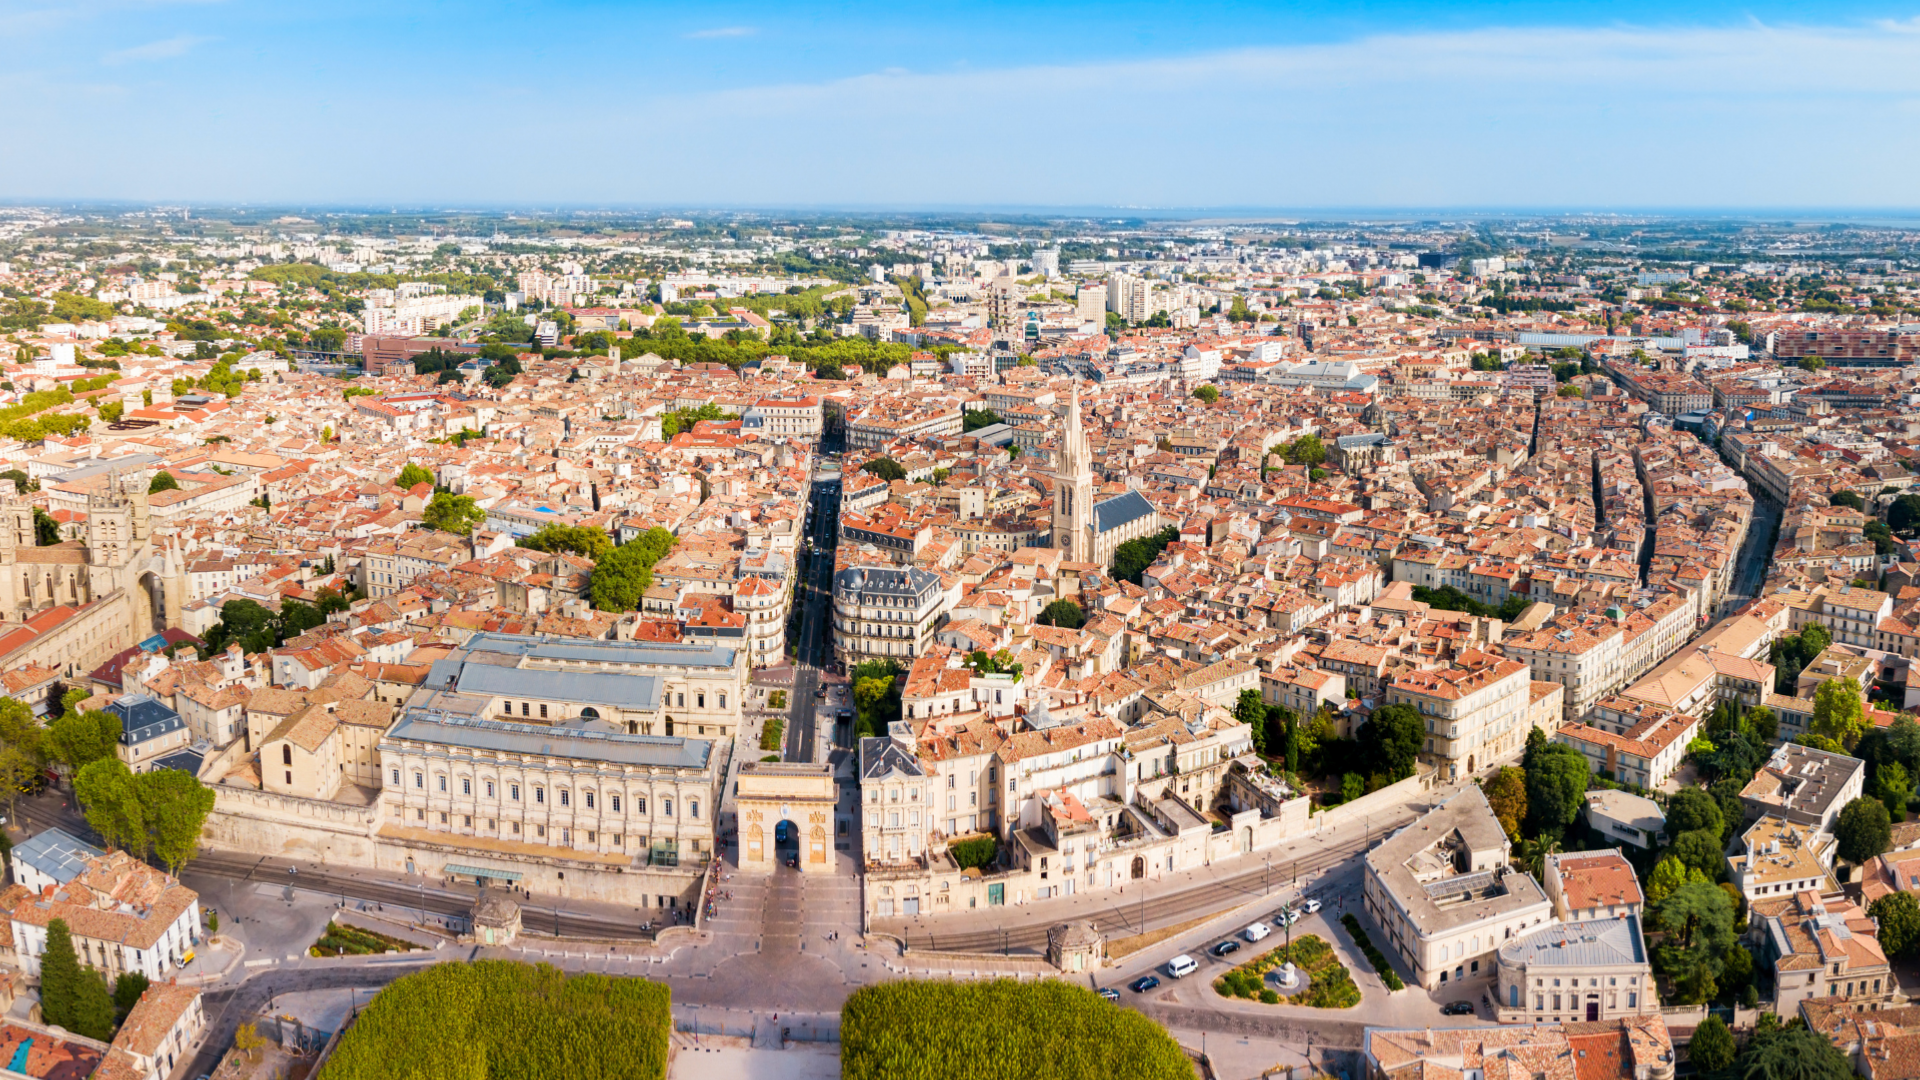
top-left (444, 864), bottom-right (523, 882)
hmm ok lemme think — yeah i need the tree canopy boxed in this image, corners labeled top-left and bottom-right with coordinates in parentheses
top-left (1522, 729), bottom-right (1591, 844)
top-left (521, 523), bottom-right (614, 562)
top-left (1811, 676), bottom-right (1869, 749)
top-left (1191, 384), bottom-right (1220, 404)
top-left (422, 492), bottom-right (487, 535)
top-left (1483, 767), bottom-right (1527, 842)
top-left (147, 471), bottom-right (180, 494)
top-left (861, 457), bottom-right (907, 483)
top-left (1359, 702), bottom-right (1423, 782)
top-left (589, 527), bottom-right (676, 613)
top-left (394, 462), bottom-right (434, 489)
top-left (1836, 795), bottom-right (1892, 864)
top-left (1036, 599), bottom-right (1084, 629)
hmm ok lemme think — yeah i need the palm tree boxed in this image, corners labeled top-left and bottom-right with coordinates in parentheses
top-left (1514, 837), bottom-right (1561, 879)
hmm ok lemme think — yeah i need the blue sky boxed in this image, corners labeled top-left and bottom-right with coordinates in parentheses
top-left (6, 1), bottom-right (1920, 209)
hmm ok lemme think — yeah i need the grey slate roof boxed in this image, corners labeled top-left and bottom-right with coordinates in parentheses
top-left (835, 566), bottom-right (942, 599)
top-left (860, 736), bottom-right (924, 780)
top-left (1497, 915), bottom-right (1646, 968)
top-left (386, 711), bottom-right (711, 770)
top-left (458, 632), bottom-right (739, 670)
top-left (426, 658), bottom-right (663, 710)
top-left (1092, 489), bottom-right (1155, 534)
top-left (109, 693), bottom-right (185, 747)
top-left (12, 827), bottom-right (105, 885)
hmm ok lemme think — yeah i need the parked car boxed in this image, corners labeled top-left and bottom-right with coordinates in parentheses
top-left (1210, 940), bottom-right (1242, 958)
top-left (1097, 987), bottom-right (1121, 1003)
top-left (1301, 898), bottom-right (1322, 914)
top-left (1441, 1001), bottom-right (1475, 1016)
top-left (1243, 922), bottom-right (1271, 943)
top-left (1129, 975), bottom-right (1161, 993)
top-left (1166, 955), bottom-right (1199, 979)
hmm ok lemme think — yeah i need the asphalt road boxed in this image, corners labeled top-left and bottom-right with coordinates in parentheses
top-left (881, 808), bottom-right (1413, 955)
top-left (10, 793), bottom-right (655, 941)
top-left (180, 957), bottom-right (450, 1080)
top-left (785, 470), bottom-right (840, 762)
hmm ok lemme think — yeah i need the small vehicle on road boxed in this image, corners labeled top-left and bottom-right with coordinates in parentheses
top-left (1210, 939), bottom-right (1242, 958)
top-left (1301, 898), bottom-right (1323, 914)
top-left (1097, 987), bottom-right (1121, 1003)
top-left (1441, 1001), bottom-right (1475, 1016)
top-left (1167, 955), bottom-right (1199, 979)
top-left (1244, 922), bottom-right (1271, 942)
top-left (1129, 975), bottom-right (1161, 993)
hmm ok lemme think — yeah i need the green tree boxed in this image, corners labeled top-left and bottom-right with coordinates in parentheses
top-left (147, 471), bottom-right (179, 495)
top-left (394, 462), bottom-right (434, 489)
top-left (1666, 787), bottom-right (1725, 838)
top-left (1738, 1026), bottom-right (1856, 1080)
top-left (962, 408), bottom-right (1003, 432)
top-left (1110, 525), bottom-right (1179, 586)
top-left (45, 708), bottom-right (119, 774)
top-left (140, 767), bottom-right (217, 874)
top-left (1871, 892), bottom-right (1920, 958)
top-left (1836, 796), bottom-right (1892, 864)
top-left (1880, 760), bottom-right (1913, 821)
top-left (1192, 384), bottom-right (1220, 404)
top-left (421, 492), bottom-right (486, 535)
top-left (1645, 856), bottom-right (1689, 903)
top-left (1359, 702), bottom-right (1423, 781)
top-left (1812, 676), bottom-right (1868, 749)
top-left (39, 918), bottom-right (115, 1040)
top-left (1651, 880), bottom-right (1736, 1004)
top-left (1483, 767), bottom-right (1528, 842)
top-left (32, 506), bottom-right (60, 546)
top-left (1523, 733), bottom-right (1591, 844)
top-left (112, 972), bottom-right (150, 1023)
top-left (521, 523), bottom-right (613, 561)
top-left (1690, 1015), bottom-right (1737, 1072)
top-left (74, 758), bottom-right (147, 855)
top-left (1830, 490), bottom-right (1866, 511)
top-left (1233, 689), bottom-right (1267, 754)
top-left (201, 598), bottom-right (278, 655)
top-left (588, 528), bottom-right (677, 612)
top-left (1282, 434), bottom-right (1327, 467)
top-left (861, 457), bottom-right (907, 483)
top-left (1669, 828), bottom-right (1726, 879)
top-left (1036, 599), bottom-right (1084, 629)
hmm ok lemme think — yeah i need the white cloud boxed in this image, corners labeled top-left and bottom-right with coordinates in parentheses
top-left (102, 33), bottom-right (208, 64)
top-left (685, 26), bottom-right (754, 39)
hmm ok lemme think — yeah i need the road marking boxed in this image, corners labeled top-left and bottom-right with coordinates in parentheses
top-left (244, 959), bottom-right (275, 968)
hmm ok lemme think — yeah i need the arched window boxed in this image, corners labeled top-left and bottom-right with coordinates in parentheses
top-left (282, 745), bottom-right (292, 766)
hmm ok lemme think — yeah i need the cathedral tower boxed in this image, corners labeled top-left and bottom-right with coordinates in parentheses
top-left (1052, 382), bottom-right (1094, 562)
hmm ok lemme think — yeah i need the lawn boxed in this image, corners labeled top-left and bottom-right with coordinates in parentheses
top-left (1211, 934), bottom-right (1360, 1008)
top-left (309, 921), bottom-right (419, 957)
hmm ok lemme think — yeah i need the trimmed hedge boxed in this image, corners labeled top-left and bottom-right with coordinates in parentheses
top-left (319, 961), bottom-right (670, 1079)
top-left (842, 980), bottom-right (1188, 1080)
top-left (1341, 913), bottom-right (1406, 991)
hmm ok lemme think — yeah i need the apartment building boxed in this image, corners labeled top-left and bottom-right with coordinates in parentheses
top-left (1543, 849), bottom-right (1645, 921)
top-left (1364, 1016), bottom-right (1676, 1080)
top-left (1504, 618), bottom-right (1626, 720)
top-left (380, 709), bottom-right (718, 869)
top-left (1729, 815), bottom-right (1835, 902)
top-left (1493, 916), bottom-right (1654, 1024)
top-left (832, 565), bottom-right (949, 667)
top-left (1386, 650), bottom-right (1532, 781)
top-left (1738, 742), bottom-right (1865, 834)
top-left (1362, 787), bottom-right (1556, 989)
top-left (1753, 891), bottom-right (1893, 1014)
top-left (860, 731), bottom-right (933, 869)
top-left (1554, 709), bottom-right (1699, 789)
top-left (742, 395), bottom-right (822, 439)
top-left (2, 840), bottom-right (202, 982)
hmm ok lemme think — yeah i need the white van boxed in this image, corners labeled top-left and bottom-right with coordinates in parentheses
top-left (1244, 921), bottom-right (1272, 943)
top-left (1167, 954), bottom-right (1199, 979)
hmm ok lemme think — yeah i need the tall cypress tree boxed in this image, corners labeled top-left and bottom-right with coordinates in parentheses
top-left (39, 918), bottom-right (119, 1042)
top-left (38, 918), bottom-right (81, 1031)
top-left (70, 970), bottom-right (115, 1042)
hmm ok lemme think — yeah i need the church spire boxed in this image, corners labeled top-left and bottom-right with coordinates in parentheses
top-left (1053, 381), bottom-right (1094, 562)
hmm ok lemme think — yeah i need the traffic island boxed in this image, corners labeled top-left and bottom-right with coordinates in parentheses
top-left (1211, 934), bottom-right (1360, 1008)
